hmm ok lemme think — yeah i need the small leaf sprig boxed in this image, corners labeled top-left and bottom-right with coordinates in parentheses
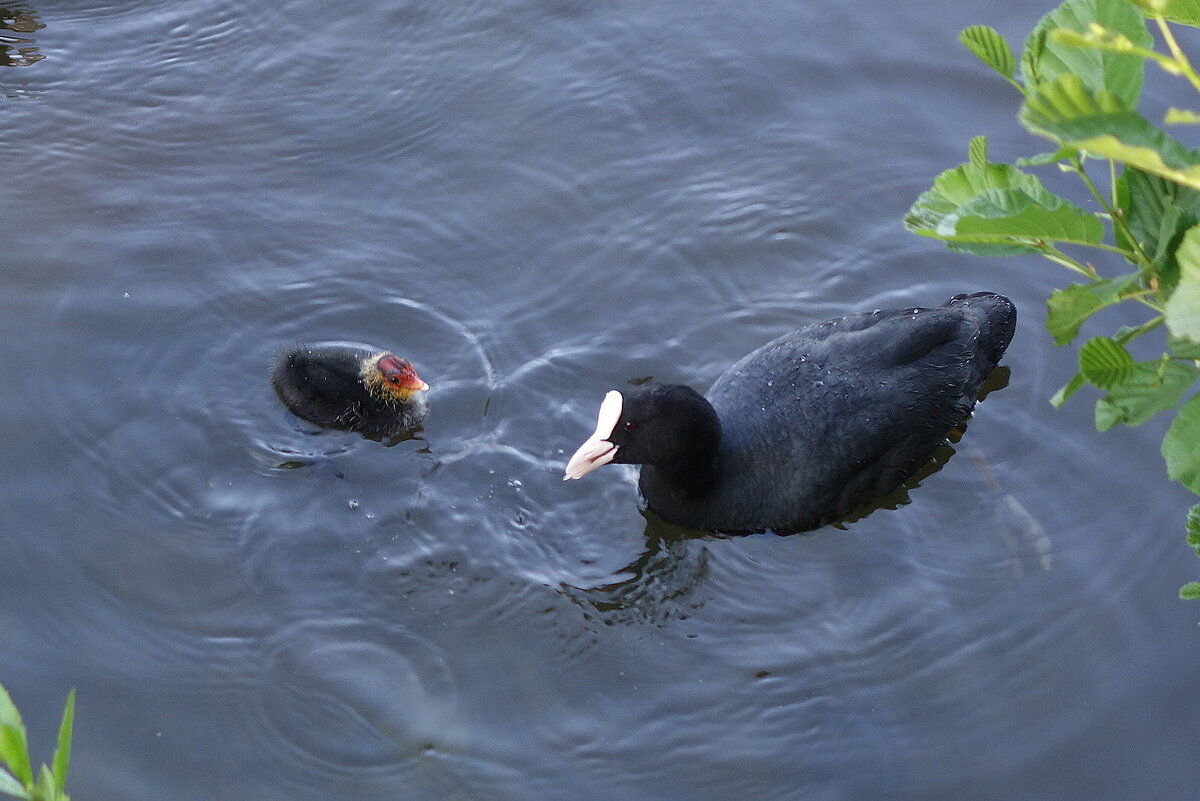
top-left (0, 684), bottom-right (74, 801)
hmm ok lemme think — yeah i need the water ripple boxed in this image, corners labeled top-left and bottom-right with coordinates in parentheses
top-left (6, 0), bottom-right (1199, 798)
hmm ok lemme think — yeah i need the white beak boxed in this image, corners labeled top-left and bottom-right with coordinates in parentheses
top-left (563, 390), bottom-right (624, 480)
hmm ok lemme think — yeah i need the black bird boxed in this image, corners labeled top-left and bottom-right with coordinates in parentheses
top-left (564, 292), bottom-right (1016, 533)
top-left (271, 342), bottom-right (429, 438)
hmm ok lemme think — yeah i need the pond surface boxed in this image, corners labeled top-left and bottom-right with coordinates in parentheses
top-left (3, 1), bottom-right (1200, 799)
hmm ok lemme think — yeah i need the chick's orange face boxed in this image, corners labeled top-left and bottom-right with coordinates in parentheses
top-left (375, 354), bottom-right (429, 398)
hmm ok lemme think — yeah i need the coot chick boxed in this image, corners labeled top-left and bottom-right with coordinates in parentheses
top-left (272, 342), bottom-right (429, 438)
top-left (564, 292), bottom-right (1016, 533)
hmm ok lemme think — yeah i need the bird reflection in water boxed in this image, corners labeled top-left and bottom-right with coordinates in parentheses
top-left (562, 511), bottom-right (713, 626)
top-left (0, 4), bottom-right (44, 68)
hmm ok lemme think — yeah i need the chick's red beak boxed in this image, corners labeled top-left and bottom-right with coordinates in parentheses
top-left (377, 354), bottom-right (429, 392)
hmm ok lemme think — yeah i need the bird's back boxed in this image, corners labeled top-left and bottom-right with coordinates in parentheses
top-left (644, 293), bottom-right (1015, 532)
top-left (271, 344), bottom-right (371, 428)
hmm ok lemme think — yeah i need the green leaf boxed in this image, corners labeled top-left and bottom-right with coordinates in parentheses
top-left (1166, 107), bottom-right (1200, 125)
top-left (968, 135), bottom-right (988, 170)
top-left (1114, 168), bottom-right (1138, 256)
top-left (1046, 277), bottom-right (1140, 344)
top-left (1020, 75), bottom-right (1200, 191)
top-left (1022, 0), bottom-right (1152, 107)
top-left (32, 766), bottom-right (53, 801)
top-left (1051, 372), bottom-right (1088, 407)
top-left (1171, 333), bottom-right (1200, 358)
top-left (1153, 200), bottom-right (1185, 279)
top-left (1132, 0), bottom-right (1200, 27)
top-left (1016, 146), bottom-right (1079, 166)
top-left (952, 193), bottom-right (1106, 244)
top-left (49, 691), bottom-right (72, 797)
top-left (0, 724), bottom-right (30, 790)
top-left (1023, 27), bottom-right (1049, 85)
top-left (1181, 581), bottom-right (1200, 599)
top-left (905, 157), bottom-right (1104, 255)
top-left (1121, 168), bottom-right (1200, 258)
top-left (0, 767), bottom-right (29, 799)
top-left (1186, 503), bottom-right (1200, 550)
top-left (1095, 357), bottom-right (1199, 429)
top-left (1157, 206), bottom-right (1189, 295)
top-left (1166, 224), bottom-right (1200, 342)
top-left (1120, 167), bottom-right (1200, 295)
top-left (0, 688), bottom-right (22, 734)
top-left (1095, 395), bottom-right (1125, 430)
top-left (0, 687), bottom-right (29, 793)
top-left (1130, 165), bottom-right (1200, 218)
top-left (1163, 393), bottom-right (1200, 493)
top-left (960, 25), bottom-right (1017, 80)
top-left (1079, 336), bottom-right (1136, 387)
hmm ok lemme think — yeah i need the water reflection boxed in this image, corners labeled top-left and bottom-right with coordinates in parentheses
top-left (0, 4), bottom-right (43, 67)
top-left (564, 511), bottom-right (712, 625)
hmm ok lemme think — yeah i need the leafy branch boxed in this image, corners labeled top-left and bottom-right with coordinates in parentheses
top-left (905, 0), bottom-right (1200, 599)
top-left (0, 683), bottom-right (74, 801)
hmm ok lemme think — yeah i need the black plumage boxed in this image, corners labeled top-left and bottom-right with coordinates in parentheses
top-left (271, 342), bottom-right (428, 439)
top-left (565, 292), bottom-right (1016, 533)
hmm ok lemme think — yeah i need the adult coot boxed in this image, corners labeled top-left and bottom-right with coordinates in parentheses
top-left (564, 292), bottom-right (1016, 533)
top-left (272, 342), bottom-right (429, 438)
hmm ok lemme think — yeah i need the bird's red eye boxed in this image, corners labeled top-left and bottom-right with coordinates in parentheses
top-left (623, 421), bottom-right (638, 432)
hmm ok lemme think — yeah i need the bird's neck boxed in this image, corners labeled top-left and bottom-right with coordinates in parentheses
top-left (639, 438), bottom-right (722, 500)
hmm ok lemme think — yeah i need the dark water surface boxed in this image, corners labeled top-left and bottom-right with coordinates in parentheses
top-left (3, 1), bottom-right (1200, 799)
